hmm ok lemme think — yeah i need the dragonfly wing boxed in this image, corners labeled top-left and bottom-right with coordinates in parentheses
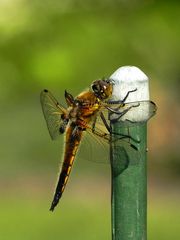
top-left (95, 100), bottom-right (157, 128)
top-left (108, 100), bottom-right (157, 125)
top-left (79, 126), bottom-right (140, 167)
top-left (78, 127), bottom-right (110, 164)
top-left (40, 89), bottom-right (67, 140)
top-left (79, 114), bottom-right (140, 166)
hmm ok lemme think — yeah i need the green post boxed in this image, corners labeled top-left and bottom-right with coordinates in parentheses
top-left (109, 66), bottom-right (155, 240)
top-left (110, 123), bottom-right (147, 240)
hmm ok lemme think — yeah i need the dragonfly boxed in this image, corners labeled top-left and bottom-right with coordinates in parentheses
top-left (40, 79), bottom-right (157, 211)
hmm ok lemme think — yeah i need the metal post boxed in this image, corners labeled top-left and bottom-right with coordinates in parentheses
top-left (111, 124), bottom-right (147, 240)
top-left (109, 66), bottom-right (152, 240)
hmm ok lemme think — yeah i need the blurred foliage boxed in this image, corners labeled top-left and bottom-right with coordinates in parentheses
top-left (0, 0), bottom-right (180, 239)
top-left (0, 193), bottom-right (180, 240)
top-left (1, 0), bottom-right (180, 101)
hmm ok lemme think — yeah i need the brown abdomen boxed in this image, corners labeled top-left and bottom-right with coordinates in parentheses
top-left (50, 125), bottom-right (83, 211)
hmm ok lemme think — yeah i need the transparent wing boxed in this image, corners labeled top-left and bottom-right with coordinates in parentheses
top-left (40, 89), bottom-right (67, 140)
top-left (88, 99), bottom-right (156, 153)
top-left (78, 129), bottom-right (110, 164)
top-left (78, 116), bottom-right (140, 166)
top-left (77, 100), bottom-right (156, 166)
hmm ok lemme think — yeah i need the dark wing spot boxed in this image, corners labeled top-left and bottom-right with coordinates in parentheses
top-left (59, 126), bottom-right (65, 133)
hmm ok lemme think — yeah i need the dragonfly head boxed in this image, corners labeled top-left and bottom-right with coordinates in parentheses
top-left (91, 79), bottom-right (113, 100)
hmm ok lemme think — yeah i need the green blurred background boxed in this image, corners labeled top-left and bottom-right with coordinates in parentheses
top-left (0, 0), bottom-right (180, 239)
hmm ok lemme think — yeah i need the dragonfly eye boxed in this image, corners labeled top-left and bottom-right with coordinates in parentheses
top-left (92, 84), bottom-right (100, 93)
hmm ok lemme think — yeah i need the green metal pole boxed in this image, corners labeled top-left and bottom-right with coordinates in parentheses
top-left (110, 123), bottom-right (147, 240)
top-left (109, 66), bottom-right (153, 240)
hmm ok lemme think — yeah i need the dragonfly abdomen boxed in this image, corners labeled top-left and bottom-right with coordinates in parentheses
top-left (49, 164), bottom-right (72, 211)
top-left (50, 125), bottom-right (83, 211)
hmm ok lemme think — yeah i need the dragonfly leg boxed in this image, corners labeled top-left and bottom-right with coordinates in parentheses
top-left (92, 113), bottom-right (112, 134)
top-left (108, 102), bottom-right (140, 123)
top-left (111, 134), bottom-right (139, 151)
top-left (108, 105), bottom-right (134, 122)
top-left (100, 112), bottom-right (111, 133)
top-left (111, 132), bottom-right (140, 144)
top-left (88, 118), bottom-right (139, 151)
top-left (97, 110), bottom-right (140, 146)
top-left (92, 116), bottom-right (97, 133)
top-left (121, 88), bottom-right (137, 103)
top-left (107, 88), bottom-right (137, 104)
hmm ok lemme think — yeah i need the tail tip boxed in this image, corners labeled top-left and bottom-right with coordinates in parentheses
top-left (49, 207), bottom-right (54, 212)
top-left (49, 203), bottom-right (55, 212)
top-left (49, 191), bottom-right (62, 212)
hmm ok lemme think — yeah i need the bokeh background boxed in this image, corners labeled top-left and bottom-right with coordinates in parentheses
top-left (0, 0), bottom-right (180, 239)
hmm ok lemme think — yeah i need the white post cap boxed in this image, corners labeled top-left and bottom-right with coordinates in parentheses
top-left (109, 66), bottom-right (150, 122)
